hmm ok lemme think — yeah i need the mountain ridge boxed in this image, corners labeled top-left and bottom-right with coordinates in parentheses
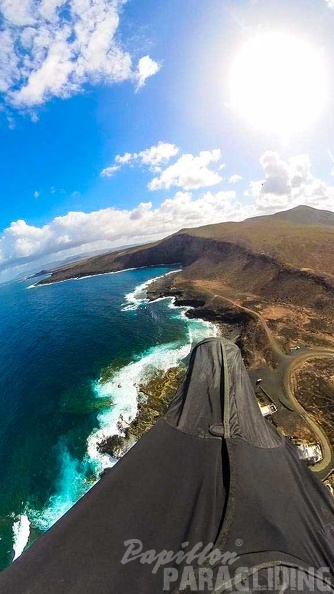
top-left (244, 204), bottom-right (334, 226)
top-left (37, 205), bottom-right (334, 289)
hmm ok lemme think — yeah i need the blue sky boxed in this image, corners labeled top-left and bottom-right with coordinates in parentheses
top-left (1, 0), bottom-right (334, 280)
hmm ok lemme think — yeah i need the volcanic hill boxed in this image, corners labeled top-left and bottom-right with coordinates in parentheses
top-left (38, 205), bottom-right (334, 318)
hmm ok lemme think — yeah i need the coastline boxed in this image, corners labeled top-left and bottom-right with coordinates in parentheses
top-left (27, 264), bottom-right (182, 289)
top-left (12, 266), bottom-right (219, 561)
top-left (27, 267), bottom-right (139, 289)
top-left (87, 269), bottom-right (219, 468)
top-left (93, 270), bottom-right (221, 461)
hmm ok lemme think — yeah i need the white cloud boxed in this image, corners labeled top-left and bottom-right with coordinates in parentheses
top-left (136, 142), bottom-right (179, 167)
top-left (148, 149), bottom-right (223, 191)
top-left (101, 142), bottom-right (179, 177)
top-left (228, 174), bottom-right (243, 184)
top-left (116, 152), bottom-right (133, 165)
top-left (0, 189), bottom-right (250, 275)
top-left (100, 165), bottom-right (121, 178)
top-left (135, 56), bottom-right (161, 91)
top-left (0, 0), bottom-right (160, 108)
top-left (247, 151), bottom-right (334, 213)
top-left (102, 144), bottom-right (225, 190)
top-left (1, 0), bottom-right (36, 26)
top-left (324, 0), bottom-right (334, 8)
top-left (33, 191), bottom-right (40, 198)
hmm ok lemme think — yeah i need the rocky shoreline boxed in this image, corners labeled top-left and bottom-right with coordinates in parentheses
top-left (97, 366), bottom-right (186, 458)
top-left (94, 272), bottom-right (218, 459)
top-left (145, 273), bottom-right (276, 369)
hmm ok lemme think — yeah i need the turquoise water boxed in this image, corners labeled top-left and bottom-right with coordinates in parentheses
top-left (0, 267), bottom-right (217, 569)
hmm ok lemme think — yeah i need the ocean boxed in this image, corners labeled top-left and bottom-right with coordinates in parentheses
top-left (0, 266), bottom-right (217, 570)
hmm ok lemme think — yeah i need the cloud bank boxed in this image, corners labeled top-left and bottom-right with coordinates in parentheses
top-left (1, 146), bottom-right (333, 281)
top-left (0, 190), bottom-right (244, 275)
top-left (0, 0), bottom-right (160, 108)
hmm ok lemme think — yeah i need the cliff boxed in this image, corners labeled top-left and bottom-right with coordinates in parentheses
top-left (37, 205), bottom-right (334, 320)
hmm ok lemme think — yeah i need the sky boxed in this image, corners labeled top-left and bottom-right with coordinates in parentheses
top-left (1, 0), bottom-right (334, 281)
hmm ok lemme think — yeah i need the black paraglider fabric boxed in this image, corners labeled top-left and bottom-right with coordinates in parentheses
top-left (0, 338), bottom-right (333, 594)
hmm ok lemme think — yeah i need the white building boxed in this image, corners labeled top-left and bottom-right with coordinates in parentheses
top-left (296, 442), bottom-right (323, 465)
top-left (259, 403), bottom-right (277, 418)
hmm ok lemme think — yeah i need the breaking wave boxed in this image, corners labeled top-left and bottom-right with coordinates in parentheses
top-left (12, 514), bottom-right (30, 561)
top-left (27, 444), bottom-right (91, 533)
top-left (88, 274), bottom-right (218, 469)
top-left (121, 269), bottom-right (182, 311)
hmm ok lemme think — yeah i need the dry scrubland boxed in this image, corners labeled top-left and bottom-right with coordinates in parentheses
top-left (292, 360), bottom-right (334, 451)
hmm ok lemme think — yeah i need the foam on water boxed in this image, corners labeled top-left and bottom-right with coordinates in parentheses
top-left (87, 340), bottom-right (190, 469)
top-left (88, 278), bottom-right (218, 469)
top-left (184, 311), bottom-right (219, 344)
top-left (12, 514), bottom-right (30, 560)
top-left (27, 444), bottom-right (91, 533)
top-left (121, 269), bottom-right (181, 311)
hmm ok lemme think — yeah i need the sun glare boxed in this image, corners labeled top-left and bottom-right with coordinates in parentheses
top-left (229, 32), bottom-right (328, 137)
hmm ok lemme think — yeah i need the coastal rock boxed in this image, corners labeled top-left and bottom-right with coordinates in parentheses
top-left (96, 366), bottom-right (186, 460)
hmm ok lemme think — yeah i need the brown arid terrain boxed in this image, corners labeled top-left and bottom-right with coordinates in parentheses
top-left (147, 274), bottom-right (334, 474)
top-left (291, 359), bottom-right (334, 452)
top-left (36, 205), bottom-right (334, 480)
top-left (38, 205), bottom-right (334, 291)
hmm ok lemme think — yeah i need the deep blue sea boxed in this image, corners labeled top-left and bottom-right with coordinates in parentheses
top-left (0, 267), bottom-right (217, 570)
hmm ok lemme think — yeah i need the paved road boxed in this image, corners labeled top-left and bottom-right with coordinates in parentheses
top-left (285, 354), bottom-right (334, 475)
top-left (206, 288), bottom-right (334, 478)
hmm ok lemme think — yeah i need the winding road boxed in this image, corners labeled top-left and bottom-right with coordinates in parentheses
top-left (199, 285), bottom-right (334, 478)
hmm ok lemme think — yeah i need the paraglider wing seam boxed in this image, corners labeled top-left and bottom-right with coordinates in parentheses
top-left (163, 418), bottom-right (222, 441)
top-left (228, 434), bottom-right (284, 450)
top-left (222, 340), bottom-right (231, 439)
top-left (214, 438), bottom-right (236, 551)
top-left (170, 439), bottom-right (237, 594)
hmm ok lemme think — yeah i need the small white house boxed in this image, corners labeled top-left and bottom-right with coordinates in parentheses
top-left (259, 403), bottom-right (277, 417)
top-left (326, 483), bottom-right (334, 497)
top-left (296, 442), bottom-right (323, 465)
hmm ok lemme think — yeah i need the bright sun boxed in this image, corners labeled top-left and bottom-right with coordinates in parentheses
top-left (229, 32), bottom-right (328, 136)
